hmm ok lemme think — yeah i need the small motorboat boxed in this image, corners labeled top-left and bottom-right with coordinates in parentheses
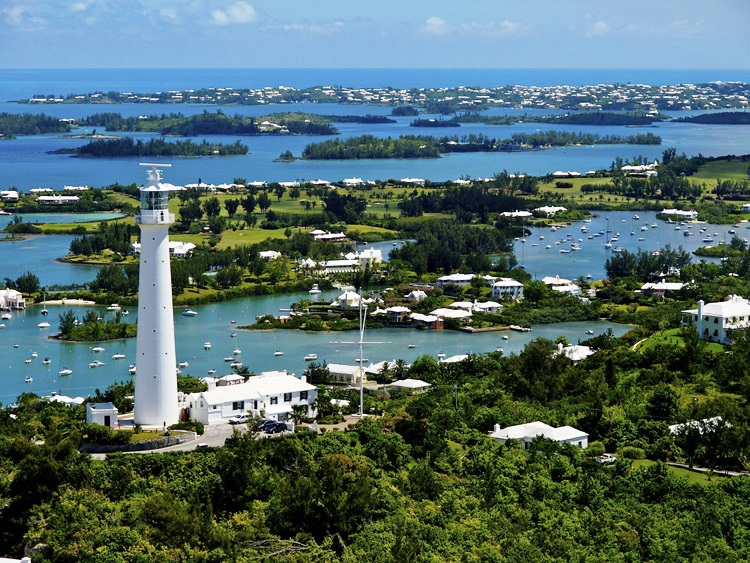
top-left (178, 361), bottom-right (189, 368)
top-left (408, 344), bottom-right (416, 349)
top-left (437, 352), bottom-right (446, 360)
top-left (230, 320), bottom-right (237, 324)
top-left (232, 348), bottom-right (242, 355)
top-left (1, 313), bottom-right (11, 320)
top-left (223, 357), bottom-right (234, 362)
top-left (121, 310), bottom-right (129, 316)
top-left (92, 346), bottom-right (105, 353)
top-left (501, 335), bottom-right (509, 340)
top-left (25, 376), bottom-right (33, 383)
top-left (59, 368), bottom-right (73, 376)
top-left (207, 369), bottom-right (217, 374)
top-left (586, 330), bottom-right (595, 335)
top-left (230, 361), bottom-right (243, 368)
top-left (230, 333), bottom-right (237, 338)
top-left (274, 351), bottom-right (284, 356)
top-left (112, 353), bottom-right (125, 360)
top-left (181, 308), bottom-right (198, 317)
top-left (31, 351), bottom-right (38, 358)
top-left (38, 321), bottom-right (50, 329)
top-left (309, 284), bottom-right (321, 295)
top-left (304, 353), bottom-right (318, 361)
top-left (24, 359), bottom-right (31, 364)
top-left (128, 364), bottom-right (137, 374)
top-left (42, 358), bottom-right (51, 365)
top-left (89, 361), bottom-right (105, 368)
top-left (13, 343), bottom-right (19, 348)
top-left (107, 303), bottom-right (121, 311)
top-left (204, 342), bottom-right (212, 350)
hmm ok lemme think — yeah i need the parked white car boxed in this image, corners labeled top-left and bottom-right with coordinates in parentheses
top-left (228, 413), bottom-right (250, 425)
top-left (595, 453), bottom-right (617, 465)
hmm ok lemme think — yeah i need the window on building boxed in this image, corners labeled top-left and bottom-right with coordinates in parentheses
top-left (270, 397), bottom-right (278, 405)
top-left (300, 391), bottom-right (308, 400)
top-left (232, 401), bottom-right (244, 411)
top-left (283, 393), bottom-right (292, 403)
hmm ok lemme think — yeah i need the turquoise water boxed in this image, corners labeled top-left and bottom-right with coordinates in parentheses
top-left (0, 291), bottom-right (631, 406)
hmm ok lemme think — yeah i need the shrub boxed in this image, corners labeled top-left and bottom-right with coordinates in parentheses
top-left (170, 419), bottom-right (205, 435)
top-left (619, 446), bottom-right (646, 460)
top-left (587, 441), bottom-right (606, 457)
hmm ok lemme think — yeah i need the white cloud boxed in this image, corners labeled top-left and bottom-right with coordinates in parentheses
top-left (211, 1), bottom-right (257, 26)
top-left (587, 20), bottom-right (610, 37)
top-left (71, 1), bottom-right (94, 13)
top-left (2, 5), bottom-right (32, 26)
top-left (420, 16), bottom-right (451, 36)
top-left (280, 21), bottom-right (344, 35)
top-left (420, 16), bottom-right (530, 38)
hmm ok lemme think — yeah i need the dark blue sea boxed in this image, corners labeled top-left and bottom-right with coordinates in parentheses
top-left (1, 68), bottom-right (750, 190)
top-left (2, 68), bottom-right (750, 101)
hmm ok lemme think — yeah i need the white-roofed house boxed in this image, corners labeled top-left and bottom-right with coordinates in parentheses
top-left (436, 273), bottom-right (476, 288)
top-left (259, 250), bottom-right (282, 260)
top-left (551, 284), bottom-right (582, 297)
top-left (405, 289), bottom-right (428, 302)
top-left (186, 370), bottom-right (317, 424)
top-left (555, 342), bottom-right (595, 363)
top-left (0, 288), bottom-right (25, 310)
top-left (388, 378), bottom-right (431, 395)
top-left (86, 402), bottom-right (119, 429)
top-left (473, 300), bottom-right (503, 313)
top-left (489, 421), bottom-right (588, 449)
top-left (430, 307), bottom-right (472, 320)
top-left (492, 278), bottom-right (524, 299)
top-left (326, 363), bottom-right (366, 385)
top-left (541, 275), bottom-right (573, 287)
top-left (682, 295), bottom-right (750, 344)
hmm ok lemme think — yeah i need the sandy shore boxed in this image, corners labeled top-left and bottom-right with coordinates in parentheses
top-left (37, 299), bottom-right (97, 306)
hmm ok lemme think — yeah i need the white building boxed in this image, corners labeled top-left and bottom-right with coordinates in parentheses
top-left (37, 195), bottom-right (80, 205)
top-left (325, 363), bottom-right (366, 385)
top-left (405, 289), bottom-right (428, 302)
top-left (0, 190), bottom-right (19, 202)
top-left (187, 371), bottom-right (317, 424)
top-left (491, 278), bottom-right (524, 299)
top-left (258, 250), bottom-right (282, 260)
top-left (489, 421), bottom-right (589, 449)
top-left (682, 295), bottom-right (750, 344)
top-left (86, 402), bottom-right (119, 429)
top-left (555, 342), bottom-right (595, 363)
top-left (436, 273), bottom-right (475, 288)
top-left (0, 288), bottom-right (25, 310)
top-left (388, 378), bottom-right (431, 395)
top-left (133, 164), bottom-right (183, 427)
top-left (661, 208), bottom-right (698, 220)
top-left (131, 241), bottom-right (196, 258)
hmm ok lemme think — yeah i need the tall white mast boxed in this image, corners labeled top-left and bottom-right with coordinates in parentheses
top-left (133, 163), bottom-right (184, 427)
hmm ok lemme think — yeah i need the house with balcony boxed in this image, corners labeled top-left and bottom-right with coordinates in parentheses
top-left (682, 295), bottom-right (750, 344)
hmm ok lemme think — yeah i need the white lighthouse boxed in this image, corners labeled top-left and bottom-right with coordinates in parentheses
top-left (133, 163), bottom-right (184, 427)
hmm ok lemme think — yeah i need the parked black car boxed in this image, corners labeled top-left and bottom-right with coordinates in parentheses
top-left (265, 421), bottom-right (287, 434)
top-left (256, 419), bottom-right (274, 431)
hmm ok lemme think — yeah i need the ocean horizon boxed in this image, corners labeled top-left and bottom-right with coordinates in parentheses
top-left (2, 67), bottom-right (750, 101)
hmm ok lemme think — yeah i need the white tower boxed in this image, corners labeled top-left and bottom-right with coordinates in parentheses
top-left (133, 163), bottom-right (184, 427)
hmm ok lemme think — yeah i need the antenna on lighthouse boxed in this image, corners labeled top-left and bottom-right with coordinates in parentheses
top-left (139, 162), bottom-right (172, 183)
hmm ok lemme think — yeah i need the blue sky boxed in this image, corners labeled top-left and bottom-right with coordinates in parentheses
top-left (1, 0), bottom-right (748, 69)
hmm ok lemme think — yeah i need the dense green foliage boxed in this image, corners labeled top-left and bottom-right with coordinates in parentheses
top-left (57, 308), bottom-right (136, 341)
top-left (302, 134), bottom-right (441, 160)
top-left (57, 137), bottom-right (248, 157)
top-left (69, 221), bottom-right (136, 257)
top-left (0, 112), bottom-right (73, 137)
top-left (79, 110), bottom-right (338, 135)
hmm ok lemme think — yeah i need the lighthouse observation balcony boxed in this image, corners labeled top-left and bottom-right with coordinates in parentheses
top-left (136, 209), bottom-right (176, 225)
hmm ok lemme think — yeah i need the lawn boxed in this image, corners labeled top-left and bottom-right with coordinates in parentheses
top-left (637, 327), bottom-right (724, 354)
top-left (691, 158), bottom-right (750, 183)
top-left (631, 459), bottom-right (730, 486)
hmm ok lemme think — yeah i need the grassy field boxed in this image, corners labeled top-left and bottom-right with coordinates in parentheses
top-left (691, 159), bottom-right (750, 183)
top-left (637, 327), bottom-right (724, 354)
top-left (631, 459), bottom-right (730, 486)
